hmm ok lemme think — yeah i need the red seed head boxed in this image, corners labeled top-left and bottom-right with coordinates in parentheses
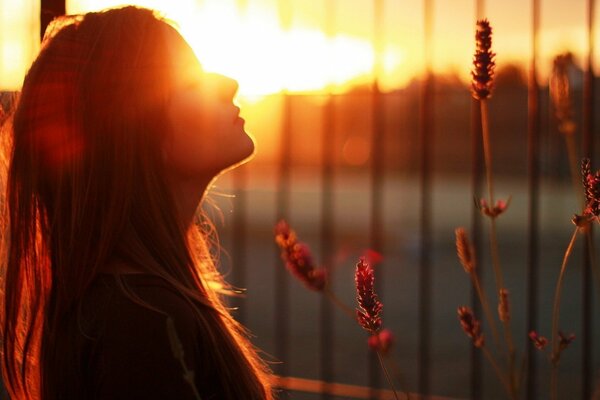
top-left (274, 220), bottom-right (327, 291)
top-left (581, 159), bottom-right (600, 219)
top-left (458, 306), bottom-right (484, 348)
top-left (455, 227), bottom-right (475, 274)
top-left (368, 329), bottom-right (394, 354)
top-left (479, 197), bottom-right (510, 218)
top-left (471, 19), bottom-right (496, 100)
top-left (529, 331), bottom-right (548, 351)
top-left (355, 258), bottom-right (383, 334)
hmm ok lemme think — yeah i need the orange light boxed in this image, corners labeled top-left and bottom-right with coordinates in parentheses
top-left (67, 0), bottom-right (405, 97)
top-left (342, 135), bottom-right (370, 167)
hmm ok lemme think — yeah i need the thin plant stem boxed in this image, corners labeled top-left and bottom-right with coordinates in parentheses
top-left (501, 305), bottom-right (517, 396)
top-left (376, 350), bottom-right (400, 400)
top-left (384, 353), bottom-right (410, 399)
top-left (481, 101), bottom-right (506, 292)
top-left (481, 99), bottom-right (516, 393)
top-left (490, 218), bottom-right (516, 385)
top-left (481, 100), bottom-right (495, 210)
top-left (324, 286), bottom-right (356, 320)
top-left (481, 346), bottom-right (514, 400)
top-left (550, 226), bottom-right (580, 400)
top-left (326, 286), bottom-right (406, 398)
top-left (488, 218), bottom-right (506, 293)
top-left (471, 273), bottom-right (502, 351)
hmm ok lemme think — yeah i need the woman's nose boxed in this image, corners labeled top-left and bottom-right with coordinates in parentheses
top-left (205, 72), bottom-right (239, 101)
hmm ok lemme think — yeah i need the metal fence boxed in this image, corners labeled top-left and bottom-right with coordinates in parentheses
top-left (224, 1), bottom-right (598, 399)
top-left (10, 0), bottom-right (600, 398)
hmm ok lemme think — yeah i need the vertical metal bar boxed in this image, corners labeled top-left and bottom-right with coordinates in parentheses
top-left (368, 0), bottom-right (385, 397)
top-left (319, 2), bottom-right (335, 398)
top-left (418, 0), bottom-right (434, 397)
top-left (581, 0), bottom-right (595, 398)
top-left (275, 0), bottom-right (292, 381)
top-left (526, 0), bottom-right (541, 399)
top-left (40, 0), bottom-right (65, 40)
top-left (470, 3), bottom-right (485, 398)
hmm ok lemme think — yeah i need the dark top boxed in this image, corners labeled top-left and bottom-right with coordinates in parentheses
top-left (69, 273), bottom-right (223, 399)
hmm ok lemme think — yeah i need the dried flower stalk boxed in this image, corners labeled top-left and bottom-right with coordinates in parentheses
top-left (558, 332), bottom-right (575, 353)
top-left (458, 306), bottom-right (513, 397)
top-left (581, 158), bottom-right (600, 219)
top-left (470, 19), bottom-right (518, 398)
top-left (529, 331), bottom-right (548, 351)
top-left (274, 220), bottom-right (327, 291)
top-left (498, 288), bottom-right (510, 322)
top-left (550, 225), bottom-right (580, 400)
top-left (455, 228), bottom-right (475, 274)
top-left (354, 258), bottom-right (400, 400)
top-left (458, 306), bottom-right (484, 348)
top-left (368, 329), bottom-right (394, 355)
top-left (550, 53), bottom-right (576, 136)
top-left (551, 53), bottom-right (581, 205)
top-left (273, 225), bottom-right (401, 399)
top-left (479, 197), bottom-right (510, 218)
top-left (472, 19), bottom-right (495, 100)
top-left (355, 258), bottom-right (383, 334)
top-left (455, 227), bottom-right (501, 350)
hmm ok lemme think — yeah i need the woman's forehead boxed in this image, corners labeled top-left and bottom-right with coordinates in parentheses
top-left (164, 30), bottom-right (204, 82)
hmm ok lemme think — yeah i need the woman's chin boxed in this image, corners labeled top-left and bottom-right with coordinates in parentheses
top-left (238, 131), bottom-right (257, 163)
top-left (220, 134), bottom-right (256, 173)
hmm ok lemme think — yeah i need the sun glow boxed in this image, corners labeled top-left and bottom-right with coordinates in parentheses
top-left (67, 0), bottom-right (403, 96)
top-left (0, 0), bottom-right (39, 90)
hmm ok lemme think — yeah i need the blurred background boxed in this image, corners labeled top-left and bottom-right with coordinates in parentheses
top-left (1, 0), bottom-right (600, 399)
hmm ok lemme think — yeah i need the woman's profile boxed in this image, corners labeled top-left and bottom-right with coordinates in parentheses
top-left (0, 6), bottom-right (273, 399)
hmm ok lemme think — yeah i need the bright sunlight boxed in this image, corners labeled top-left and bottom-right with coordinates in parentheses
top-left (67, 0), bottom-right (405, 96)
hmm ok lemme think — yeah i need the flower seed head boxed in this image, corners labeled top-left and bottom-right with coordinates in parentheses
top-left (458, 306), bottom-right (484, 347)
top-left (550, 53), bottom-right (576, 135)
top-left (355, 258), bottom-right (383, 334)
top-left (274, 220), bottom-right (327, 291)
top-left (558, 331), bottom-right (575, 352)
top-left (581, 158), bottom-right (600, 219)
top-left (529, 331), bottom-right (548, 350)
top-left (471, 19), bottom-right (496, 100)
top-left (498, 288), bottom-right (510, 322)
top-left (368, 328), bottom-right (394, 354)
top-left (478, 197), bottom-right (510, 218)
top-left (455, 227), bottom-right (475, 274)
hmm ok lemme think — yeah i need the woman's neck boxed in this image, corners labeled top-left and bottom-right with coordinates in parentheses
top-left (169, 175), bottom-right (214, 228)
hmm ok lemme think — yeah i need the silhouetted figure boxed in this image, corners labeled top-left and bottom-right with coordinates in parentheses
top-left (0, 6), bottom-right (272, 399)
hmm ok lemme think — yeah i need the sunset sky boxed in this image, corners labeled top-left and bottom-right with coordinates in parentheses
top-left (0, 0), bottom-right (598, 95)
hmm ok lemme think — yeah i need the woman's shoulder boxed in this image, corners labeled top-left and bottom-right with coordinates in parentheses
top-left (84, 272), bottom-right (203, 334)
top-left (80, 273), bottom-right (214, 399)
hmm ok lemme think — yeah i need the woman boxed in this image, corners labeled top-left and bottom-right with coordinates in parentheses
top-left (1, 6), bottom-right (273, 399)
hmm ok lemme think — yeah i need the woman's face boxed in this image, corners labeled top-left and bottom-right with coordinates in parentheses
top-left (163, 30), bottom-right (255, 180)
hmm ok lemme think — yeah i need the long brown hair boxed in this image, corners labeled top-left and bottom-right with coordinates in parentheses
top-left (1, 6), bottom-right (272, 399)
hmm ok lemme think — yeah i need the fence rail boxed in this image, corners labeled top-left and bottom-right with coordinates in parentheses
top-left (276, 376), bottom-right (461, 400)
